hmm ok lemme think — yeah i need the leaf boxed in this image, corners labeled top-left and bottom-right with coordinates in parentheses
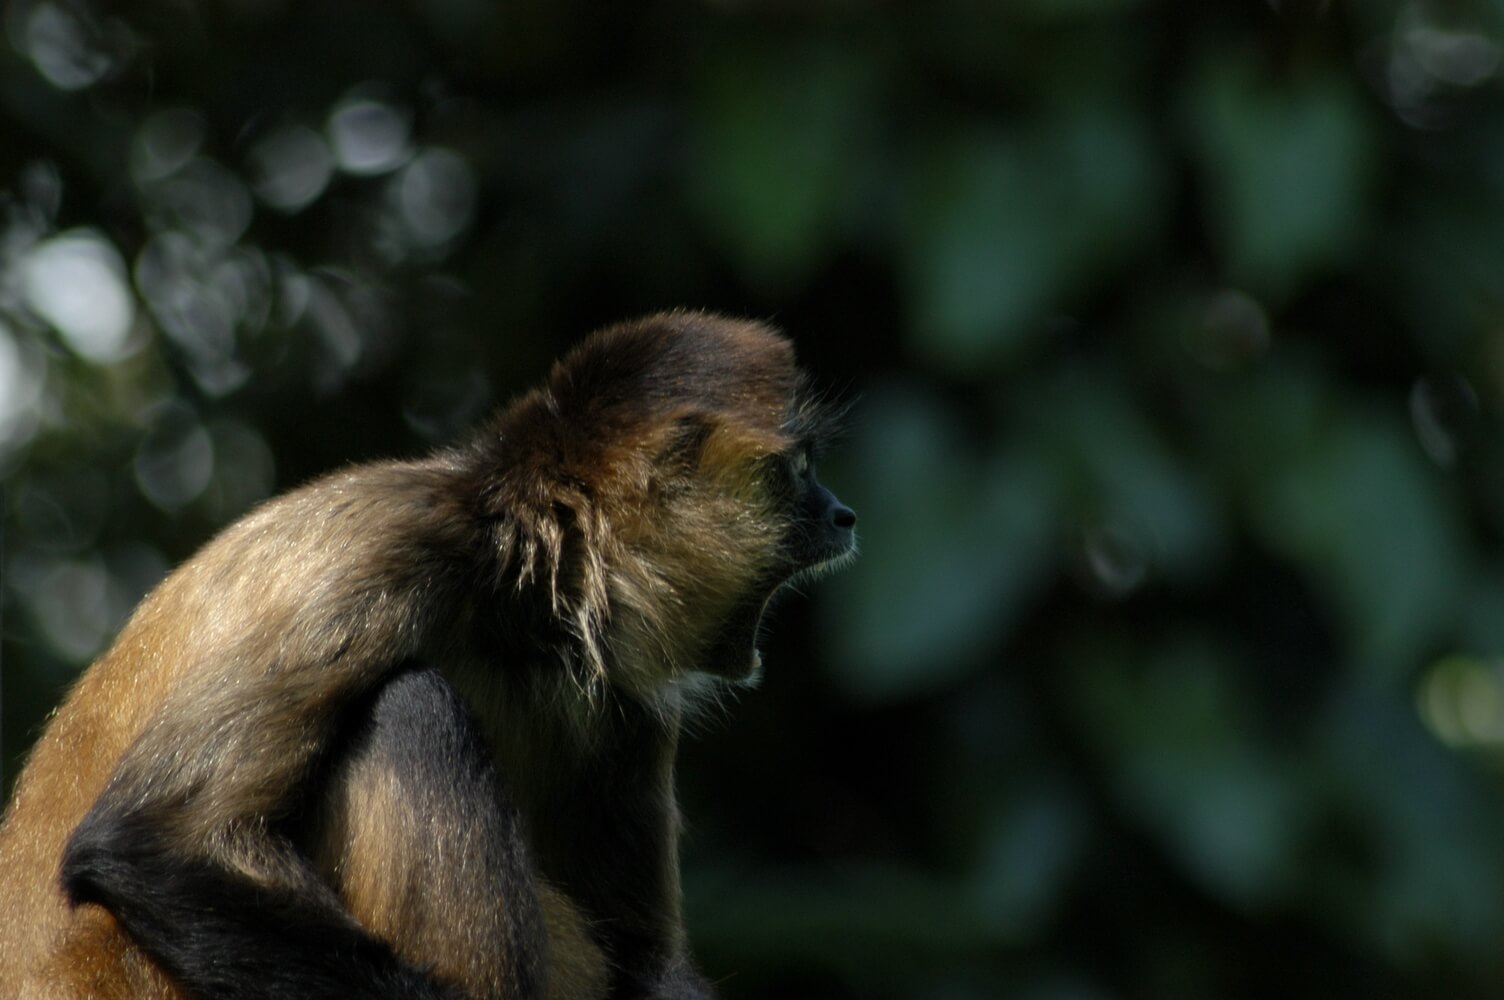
top-left (1253, 408), bottom-right (1467, 680)
top-left (900, 106), bottom-right (1162, 372)
top-left (1186, 57), bottom-right (1377, 300)
top-left (1072, 636), bottom-right (1308, 908)
top-left (970, 780), bottom-right (1089, 940)
top-left (1315, 683), bottom-right (1504, 959)
top-left (1030, 368), bottom-right (1224, 582)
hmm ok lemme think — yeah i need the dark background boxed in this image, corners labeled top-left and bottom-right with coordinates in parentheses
top-left (4, 2), bottom-right (1504, 997)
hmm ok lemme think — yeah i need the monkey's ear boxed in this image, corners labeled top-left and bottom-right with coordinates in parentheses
top-left (654, 415), bottom-right (715, 470)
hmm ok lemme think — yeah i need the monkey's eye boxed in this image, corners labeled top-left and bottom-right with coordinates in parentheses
top-left (790, 449), bottom-right (811, 479)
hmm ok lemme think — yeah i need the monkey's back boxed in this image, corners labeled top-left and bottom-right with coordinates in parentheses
top-left (0, 462), bottom-right (457, 997)
top-left (0, 615), bottom-right (187, 997)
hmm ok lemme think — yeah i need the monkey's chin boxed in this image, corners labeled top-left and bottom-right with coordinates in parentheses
top-left (743, 648), bottom-right (764, 686)
top-left (695, 591), bottom-right (775, 686)
top-left (708, 645), bottom-right (763, 689)
top-left (793, 540), bottom-right (859, 586)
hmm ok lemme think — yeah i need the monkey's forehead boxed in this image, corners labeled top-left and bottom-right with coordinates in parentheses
top-left (472, 312), bottom-right (811, 484)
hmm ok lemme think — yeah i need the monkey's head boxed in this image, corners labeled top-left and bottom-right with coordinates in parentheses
top-left (476, 311), bottom-right (856, 699)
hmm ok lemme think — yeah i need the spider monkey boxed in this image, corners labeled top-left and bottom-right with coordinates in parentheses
top-left (0, 312), bottom-right (857, 999)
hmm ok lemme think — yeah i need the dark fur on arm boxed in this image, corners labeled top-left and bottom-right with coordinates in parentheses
top-left (61, 813), bottom-right (461, 1000)
top-left (314, 666), bottom-right (548, 1000)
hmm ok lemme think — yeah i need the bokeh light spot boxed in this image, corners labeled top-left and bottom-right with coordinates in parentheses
top-left (23, 1), bottom-right (112, 91)
top-left (1081, 521), bottom-right (1151, 598)
top-left (0, 320), bottom-right (46, 456)
top-left (397, 148), bottom-right (477, 246)
top-left (133, 403), bottom-right (215, 511)
top-left (1406, 27), bottom-right (1499, 88)
top-left (21, 229), bottom-right (137, 363)
top-left (26, 556), bottom-right (113, 661)
top-left (150, 159), bottom-right (254, 247)
top-left (131, 109), bottom-right (205, 186)
top-left (249, 125), bottom-right (334, 213)
top-left (327, 95), bottom-right (412, 176)
top-left (201, 420), bottom-right (275, 521)
top-left (1187, 289), bottom-right (1270, 370)
top-left (1409, 374), bottom-right (1478, 468)
top-left (1419, 656), bottom-right (1504, 749)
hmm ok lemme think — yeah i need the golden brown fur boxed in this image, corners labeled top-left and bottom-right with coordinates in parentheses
top-left (0, 312), bottom-right (854, 999)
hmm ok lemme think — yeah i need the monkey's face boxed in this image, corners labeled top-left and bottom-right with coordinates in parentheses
top-left (668, 439), bottom-right (856, 687)
top-left (776, 444), bottom-right (858, 579)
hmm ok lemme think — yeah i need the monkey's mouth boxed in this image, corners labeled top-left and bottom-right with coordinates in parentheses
top-left (703, 532), bottom-right (857, 684)
top-left (700, 583), bottom-right (782, 684)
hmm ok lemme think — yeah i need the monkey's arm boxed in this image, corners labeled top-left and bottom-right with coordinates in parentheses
top-left (62, 816), bottom-right (460, 1000)
top-left (59, 662), bottom-right (470, 1000)
top-left (309, 666), bottom-right (551, 999)
top-left (512, 697), bottom-right (717, 1000)
top-left (315, 667), bottom-right (712, 1000)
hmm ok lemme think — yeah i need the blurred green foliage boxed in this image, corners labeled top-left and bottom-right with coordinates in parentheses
top-left (3, 1), bottom-right (1504, 997)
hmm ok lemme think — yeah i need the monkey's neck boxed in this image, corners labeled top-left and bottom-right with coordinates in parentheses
top-left (471, 676), bottom-right (690, 974)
